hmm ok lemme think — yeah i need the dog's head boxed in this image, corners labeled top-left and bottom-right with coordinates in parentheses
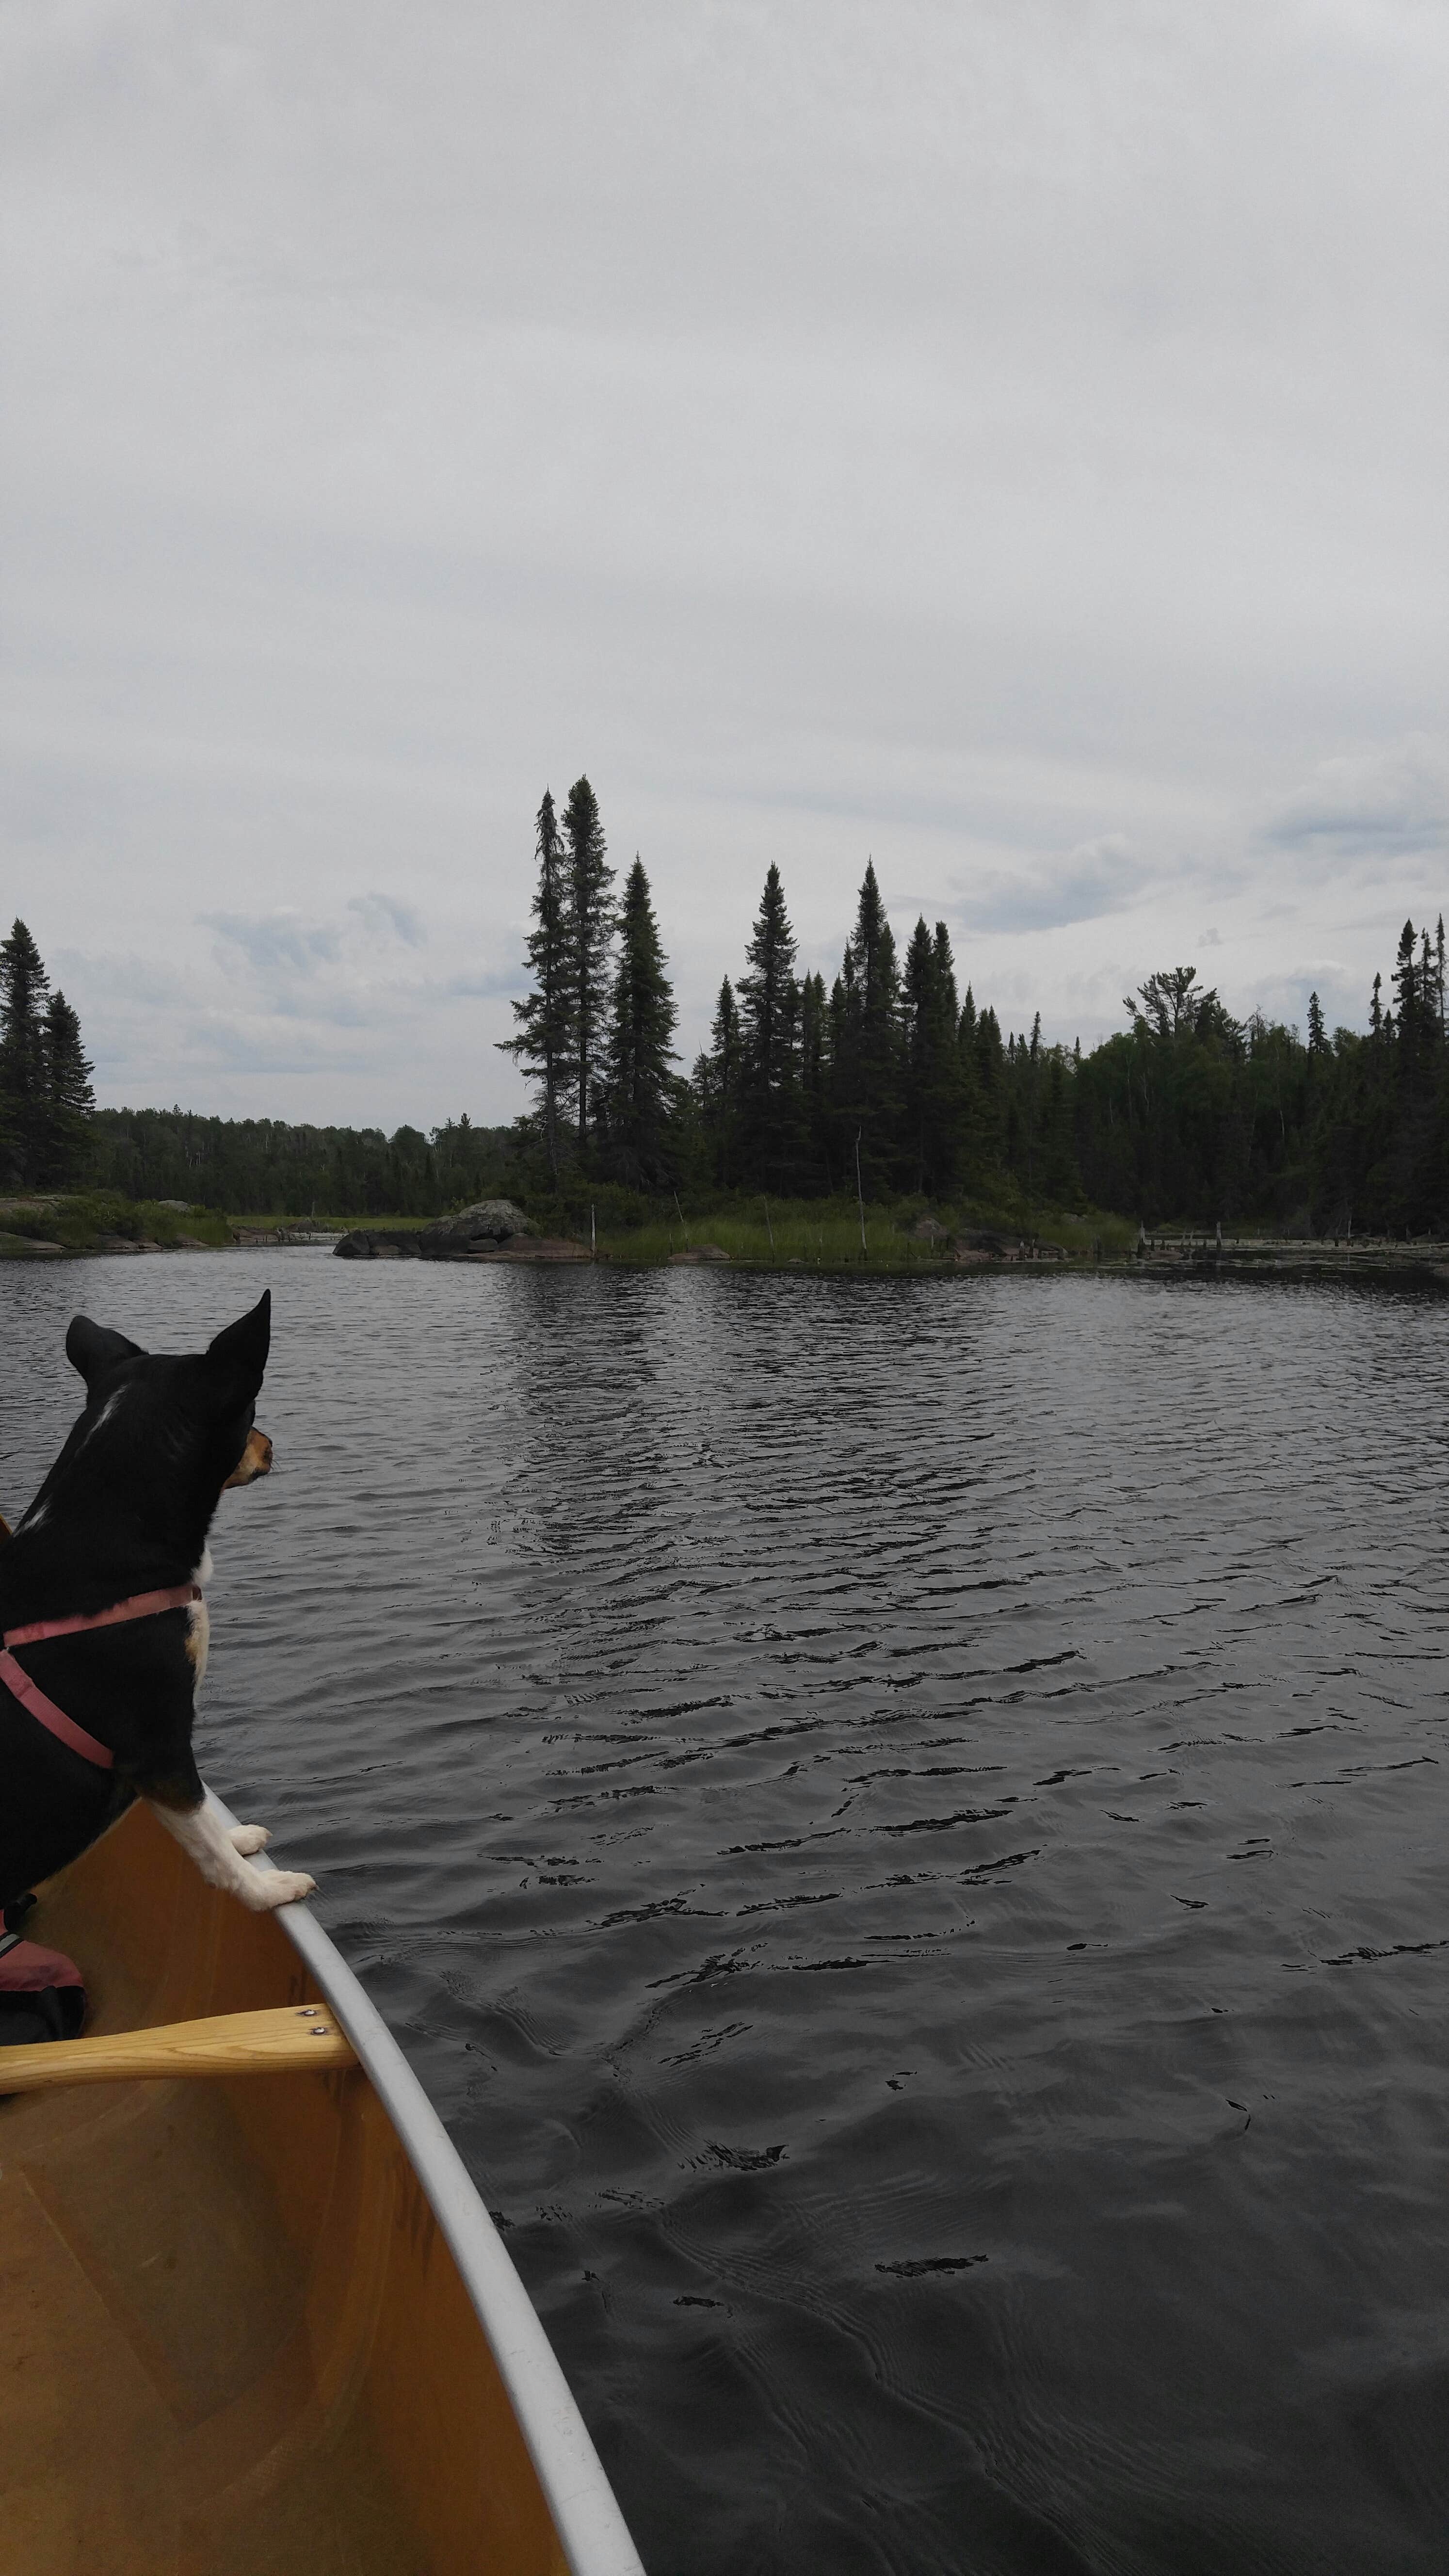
top-left (24, 1293), bottom-right (277, 1557)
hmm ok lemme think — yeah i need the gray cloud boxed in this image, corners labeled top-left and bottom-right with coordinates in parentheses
top-left (1264, 740), bottom-right (1449, 857)
top-left (952, 838), bottom-right (1159, 936)
top-left (349, 892), bottom-right (425, 948)
top-left (206, 913), bottom-right (343, 978)
top-left (4, 3), bottom-right (1448, 1116)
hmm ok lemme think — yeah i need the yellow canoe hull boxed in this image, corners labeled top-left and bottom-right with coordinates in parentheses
top-left (0, 1795), bottom-right (642, 2576)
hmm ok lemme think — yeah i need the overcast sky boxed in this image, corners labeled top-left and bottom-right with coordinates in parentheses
top-left (3, 1), bottom-right (1446, 1127)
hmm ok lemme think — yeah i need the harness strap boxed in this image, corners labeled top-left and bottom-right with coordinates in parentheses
top-left (4, 1583), bottom-right (201, 1649)
top-left (0, 1649), bottom-right (115, 1768)
top-left (0, 1583), bottom-right (204, 1772)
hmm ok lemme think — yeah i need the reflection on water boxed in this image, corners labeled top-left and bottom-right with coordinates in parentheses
top-left (4, 1255), bottom-right (1449, 2574)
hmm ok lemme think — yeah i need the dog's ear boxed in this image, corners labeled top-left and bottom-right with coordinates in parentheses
top-left (66, 1316), bottom-right (146, 1389)
top-left (204, 1291), bottom-right (271, 1404)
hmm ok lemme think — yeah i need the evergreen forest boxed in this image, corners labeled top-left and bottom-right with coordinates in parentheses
top-left (501, 785), bottom-right (1449, 1236)
top-left (6, 802), bottom-right (1449, 1234)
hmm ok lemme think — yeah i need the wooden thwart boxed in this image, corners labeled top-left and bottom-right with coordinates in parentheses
top-left (0, 2002), bottom-right (357, 2094)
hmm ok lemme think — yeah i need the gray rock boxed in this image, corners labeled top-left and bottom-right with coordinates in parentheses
top-left (418, 1199), bottom-right (532, 1257)
top-left (335, 1201), bottom-right (533, 1261)
top-left (334, 1228), bottom-right (422, 1260)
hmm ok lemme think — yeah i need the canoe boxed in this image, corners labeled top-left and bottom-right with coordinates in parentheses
top-left (0, 1788), bottom-right (645, 2576)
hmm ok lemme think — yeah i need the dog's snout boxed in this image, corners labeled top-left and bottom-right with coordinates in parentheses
top-left (224, 1428), bottom-right (274, 1488)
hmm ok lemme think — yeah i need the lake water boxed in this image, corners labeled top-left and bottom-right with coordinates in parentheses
top-left (4, 1252), bottom-right (1449, 2574)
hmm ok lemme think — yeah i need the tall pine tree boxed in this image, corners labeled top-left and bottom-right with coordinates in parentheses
top-left (42, 991), bottom-right (95, 1186)
top-left (602, 858), bottom-right (677, 1186)
top-left (1392, 920), bottom-right (1424, 1108)
top-left (696, 977), bottom-right (742, 1188)
top-left (737, 864), bottom-right (802, 1191)
top-left (973, 1002), bottom-right (1006, 1175)
top-left (496, 789), bottom-right (575, 1179)
top-left (562, 776), bottom-right (614, 1153)
top-left (902, 918), bottom-right (965, 1194)
top-left (831, 862), bottom-right (901, 1195)
top-left (799, 970), bottom-right (828, 1191)
top-left (0, 919), bottom-right (51, 1187)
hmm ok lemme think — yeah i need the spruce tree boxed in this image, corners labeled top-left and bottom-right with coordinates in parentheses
top-left (603, 858), bottom-right (677, 1186)
top-left (902, 917), bottom-right (964, 1194)
top-left (799, 970), bottom-right (828, 1191)
top-left (561, 776), bottom-right (614, 1152)
top-left (497, 789), bottom-right (575, 1179)
top-left (825, 959), bottom-right (853, 1191)
top-left (832, 862), bottom-right (902, 1195)
top-left (1038, 1050), bottom-right (1082, 1205)
top-left (42, 990), bottom-right (95, 1186)
top-left (0, 919), bottom-right (51, 1187)
top-left (954, 979), bottom-right (984, 1182)
top-left (697, 977), bottom-right (742, 1187)
top-left (738, 864), bottom-right (801, 1189)
top-left (1393, 920), bottom-right (1421, 1102)
top-left (973, 1004), bottom-right (1006, 1174)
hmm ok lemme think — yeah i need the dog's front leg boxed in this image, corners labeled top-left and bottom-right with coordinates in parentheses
top-left (148, 1798), bottom-right (316, 1910)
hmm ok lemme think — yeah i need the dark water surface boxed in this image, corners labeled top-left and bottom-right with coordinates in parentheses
top-left (4, 1255), bottom-right (1449, 2574)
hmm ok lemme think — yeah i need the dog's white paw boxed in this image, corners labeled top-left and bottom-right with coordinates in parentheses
top-left (228, 1823), bottom-right (271, 1855)
top-left (253, 1869), bottom-right (317, 1910)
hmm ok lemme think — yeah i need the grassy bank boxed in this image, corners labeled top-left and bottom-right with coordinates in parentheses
top-left (0, 1192), bottom-right (235, 1259)
top-left (12, 1188), bottom-right (1437, 1278)
top-left (225, 1211), bottom-right (432, 1233)
top-left (587, 1195), bottom-right (1140, 1270)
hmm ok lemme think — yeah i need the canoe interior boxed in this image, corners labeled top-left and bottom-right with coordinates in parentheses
top-left (0, 1800), bottom-right (570, 2576)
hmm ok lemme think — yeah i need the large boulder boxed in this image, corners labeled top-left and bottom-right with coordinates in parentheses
top-left (418, 1199), bottom-right (533, 1259)
top-left (333, 1228), bottom-right (422, 1259)
top-left (335, 1201), bottom-right (536, 1261)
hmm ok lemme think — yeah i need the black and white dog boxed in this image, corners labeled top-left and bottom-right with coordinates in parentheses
top-left (0, 1292), bottom-right (315, 1915)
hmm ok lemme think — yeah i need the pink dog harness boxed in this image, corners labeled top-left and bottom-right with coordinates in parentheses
top-left (0, 1584), bottom-right (202, 1770)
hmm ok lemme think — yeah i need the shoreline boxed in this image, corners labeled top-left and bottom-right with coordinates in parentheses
top-left (6, 1190), bottom-right (1449, 1288)
top-left (9, 1241), bottom-right (1449, 1288)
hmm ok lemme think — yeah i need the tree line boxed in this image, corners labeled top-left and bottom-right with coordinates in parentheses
top-left (85, 1105), bottom-right (515, 1218)
top-left (503, 777), bottom-right (1449, 1231)
top-left (0, 917), bottom-right (515, 1213)
top-left (11, 827), bottom-right (1449, 1231)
